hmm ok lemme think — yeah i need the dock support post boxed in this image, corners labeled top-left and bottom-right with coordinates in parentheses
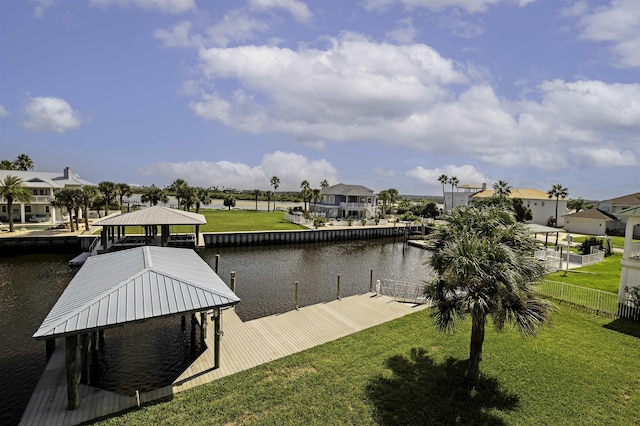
top-left (214, 254), bottom-right (220, 274)
top-left (190, 313), bottom-right (197, 358)
top-left (45, 338), bottom-right (56, 360)
top-left (295, 281), bottom-right (299, 310)
top-left (200, 311), bottom-right (207, 350)
top-left (181, 315), bottom-right (186, 330)
top-left (90, 332), bottom-right (100, 384)
top-left (65, 335), bottom-right (79, 410)
top-left (213, 308), bottom-right (221, 369)
top-left (337, 274), bottom-right (341, 300)
top-left (80, 333), bottom-right (90, 384)
top-left (369, 269), bottom-right (373, 293)
top-left (230, 271), bottom-right (236, 293)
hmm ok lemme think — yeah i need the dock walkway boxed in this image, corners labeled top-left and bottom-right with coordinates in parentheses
top-left (20, 293), bottom-right (425, 425)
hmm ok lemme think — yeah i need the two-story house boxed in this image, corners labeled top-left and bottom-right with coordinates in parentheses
top-left (315, 184), bottom-right (377, 219)
top-left (563, 192), bottom-right (640, 238)
top-left (469, 188), bottom-right (567, 226)
top-left (0, 167), bottom-right (95, 224)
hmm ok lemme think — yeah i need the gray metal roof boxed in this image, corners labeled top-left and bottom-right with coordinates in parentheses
top-left (92, 206), bottom-right (206, 226)
top-left (617, 206), bottom-right (640, 217)
top-left (0, 169), bottom-right (96, 187)
top-left (526, 224), bottom-right (561, 234)
top-left (320, 183), bottom-right (374, 196)
top-left (33, 246), bottom-right (239, 339)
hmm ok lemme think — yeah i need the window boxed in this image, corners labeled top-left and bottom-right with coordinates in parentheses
top-left (1, 206), bottom-right (5, 213)
top-left (25, 206), bottom-right (32, 213)
top-left (45, 206), bottom-right (50, 213)
top-left (328, 195), bottom-right (335, 204)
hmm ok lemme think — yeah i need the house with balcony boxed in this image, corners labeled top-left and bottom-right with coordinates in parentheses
top-left (315, 184), bottom-right (377, 219)
top-left (617, 206), bottom-right (640, 319)
top-left (0, 167), bottom-right (95, 224)
top-left (469, 188), bottom-right (567, 226)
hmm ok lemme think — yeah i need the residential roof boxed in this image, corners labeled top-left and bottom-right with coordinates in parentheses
top-left (563, 208), bottom-right (618, 220)
top-left (617, 206), bottom-right (640, 217)
top-left (602, 192), bottom-right (640, 207)
top-left (92, 205), bottom-right (206, 226)
top-left (0, 168), bottom-right (95, 187)
top-left (320, 183), bottom-right (374, 196)
top-left (33, 246), bottom-right (240, 339)
top-left (526, 224), bottom-right (561, 234)
top-left (471, 188), bottom-right (558, 200)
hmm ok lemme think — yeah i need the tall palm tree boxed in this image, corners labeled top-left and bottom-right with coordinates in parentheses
top-left (52, 188), bottom-right (79, 232)
top-left (270, 176), bottom-right (280, 211)
top-left (169, 178), bottom-right (188, 209)
top-left (141, 185), bottom-right (168, 206)
top-left (493, 180), bottom-right (512, 199)
top-left (78, 185), bottom-right (99, 231)
top-left (320, 179), bottom-right (329, 190)
top-left (378, 190), bottom-right (390, 218)
top-left (194, 187), bottom-right (212, 213)
top-left (448, 176), bottom-right (459, 209)
top-left (547, 184), bottom-right (568, 228)
top-left (424, 206), bottom-right (551, 388)
top-left (115, 183), bottom-right (132, 211)
top-left (438, 174), bottom-right (448, 212)
top-left (181, 186), bottom-right (197, 211)
top-left (265, 191), bottom-right (273, 212)
top-left (252, 189), bottom-right (261, 211)
top-left (0, 175), bottom-right (34, 232)
top-left (387, 188), bottom-right (399, 207)
top-left (300, 180), bottom-right (311, 211)
top-left (14, 154), bottom-right (34, 171)
top-left (312, 189), bottom-right (321, 216)
top-left (0, 160), bottom-right (16, 170)
top-left (97, 181), bottom-right (116, 216)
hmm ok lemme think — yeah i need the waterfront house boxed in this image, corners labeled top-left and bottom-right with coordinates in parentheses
top-left (470, 188), bottom-right (567, 226)
top-left (315, 184), bottom-right (377, 219)
top-left (0, 167), bottom-right (95, 224)
top-left (617, 207), bottom-right (640, 319)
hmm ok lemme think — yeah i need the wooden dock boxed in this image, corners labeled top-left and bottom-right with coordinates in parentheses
top-left (20, 293), bottom-right (425, 425)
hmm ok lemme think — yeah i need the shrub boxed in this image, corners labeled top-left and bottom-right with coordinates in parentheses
top-left (313, 217), bottom-right (326, 228)
top-left (347, 218), bottom-right (353, 226)
top-left (578, 236), bottom-right (612, 256)
top-left (360, 217), bottom-right (367, 226)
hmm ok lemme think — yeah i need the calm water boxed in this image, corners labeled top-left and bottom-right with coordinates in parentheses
top-left (0, 239), bottom-right (430, 425)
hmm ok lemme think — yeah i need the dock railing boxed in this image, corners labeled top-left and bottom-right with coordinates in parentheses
top-left (378, 279), bottom-right (428, 304)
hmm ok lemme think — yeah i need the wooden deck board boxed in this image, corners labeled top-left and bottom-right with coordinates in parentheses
top-left (20, 294), bottom-right (425, 425)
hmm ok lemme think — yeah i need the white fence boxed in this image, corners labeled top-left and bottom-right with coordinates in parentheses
top-left (534, 248), bottom-right (605, 272)
top-left (377, 279), bottom-right (427, 304)
top-left (538, 280), bottom-right (620, 317)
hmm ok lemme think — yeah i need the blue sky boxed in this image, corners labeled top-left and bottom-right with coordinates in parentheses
top-left (1, 0), bottom-right (638, 200)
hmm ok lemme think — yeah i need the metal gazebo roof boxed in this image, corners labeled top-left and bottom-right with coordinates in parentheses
top-left (92, 205), bottom-right (206, 226)
top-left (33, 246), bottom-right (239, 339)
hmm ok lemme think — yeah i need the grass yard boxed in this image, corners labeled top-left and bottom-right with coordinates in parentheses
top-left (93, 306), bottom-right (639, 426)
top-left (546, 253), bottom-right (622, 293)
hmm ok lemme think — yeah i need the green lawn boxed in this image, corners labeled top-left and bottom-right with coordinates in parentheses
top-left (546, 253), bottom-right (622, 293)
top-left (94, 306), bottom-right (640, 426)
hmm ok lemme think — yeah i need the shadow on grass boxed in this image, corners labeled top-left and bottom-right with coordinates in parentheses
top-left (604, 318), bottom-right (640, 338)
top-left (366, 348), bottom-right (519, 426)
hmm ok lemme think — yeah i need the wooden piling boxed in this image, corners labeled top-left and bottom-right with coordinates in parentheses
top-left (45, 339), bottom-right (55, 361)
top-left (295, 281), bottom-right (299, 310)
top-left (369, 269), bottom-right (373, 292)
top-left (80, 333), bottom-right (90, 384)
top-left (213, 308), bottom-right (221, 369)
top-left (65, 335), bottom-right (79, 410)
top-left (190, 313), bottom-right (197, 359)
top-left (214, 254), bottom-right (220, 274)
top-left (230, 271), bottom-right (236, 293)
top-left (200, 312), bottom-right (207, 350)
top-left (337, 274), bottom-right (341, 300)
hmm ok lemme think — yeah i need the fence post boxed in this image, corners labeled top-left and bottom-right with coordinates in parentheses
top-left (337, 274), bottom-right (341, 300)
top-left (597, 290), bottom-right (601, 314)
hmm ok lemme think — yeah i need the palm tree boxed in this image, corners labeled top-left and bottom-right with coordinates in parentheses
top-left (0, 160), bottom-right (15, 170)
top-left (492, 180), bottom-right (512, 199)
top-left (14, 154), bottom-right (34, 171)
top-left (265, 191), bottom-right (273, 212)
top-left (378, 190), bottom-right (390, 218)
top-left (115, 183), bottom-right (132, 211)
top-left (312, 189), bottom-right (321, 216)
top-left (547, 184), bottom-right (568, 228)
top-left (141, 185), bottom-right (168, 206)
top-left (169, 178), bottom-right (188, 209)
top-left (270, 176), bottom-right (280, 211)
top-left (0, 175), bottom-right (34, 232)
top-left (300, 180), bottom-right (311, 211)
top-left (181, 186), bottom-right (197, 211)
top-left (252, 189), bottom-right (261, 211)
top-left (78, 185), bottom-right (99, 231)
top-left (387, 188), bottom-right (399, 207)
top-left (438, 174), bottom-right (448, 212)
top-left (448, 176), bottom-right (459, 209)
top-left (97, 181), bottom-right (116, 216)
top-left (320, 179), bottom-right (329, 190)
top-left (194, 187), bottom-right (212, 213)
top-left (424, 205), bottom-right (551, 388)
top-left (52, 188), bottom-right (79, 232)
top-left (567, 197), bottom-right (587, 213)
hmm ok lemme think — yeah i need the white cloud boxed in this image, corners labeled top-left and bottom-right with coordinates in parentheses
top-left (407, 164), bottom-right (489, 192)
top-left (0, 105), bottom-right (9, 117)
top-left (205, 10), bottom-right (269, 47)
top-left (577, 0), bottom-right (640, 68)
top-left (138, 151), bottom-right (338, 190)
top-left (31, 0), bottom-right (55, 18)
top-left (439, 12), bottom-right (484, 39)
top-left (386, 17), bottom-right (419, 44)
top-left (362, 0), bottom-right (535, 14)
top-left (569, 146), bottom-right (637, 168)
top-left (248, 0), bottom-right (312, 23)
top-left (154, 20), bottom-right (198, 48)
top-left (90, 0), bottom-right (196, 14)
top-left (22, 96), bottom-right (82, 133)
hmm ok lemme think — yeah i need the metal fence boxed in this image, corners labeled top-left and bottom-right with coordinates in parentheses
top-left (377, 279), bottom-right (428, 304)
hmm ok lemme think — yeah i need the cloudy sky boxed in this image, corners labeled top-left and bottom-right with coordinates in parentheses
top-left (1, 0), bottom-right (638, 200)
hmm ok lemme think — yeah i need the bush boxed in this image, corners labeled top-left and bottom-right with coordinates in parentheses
top-left (579, 236), bottom-right (612, 256)
top-left (313, 217), bottom-right (326, 228)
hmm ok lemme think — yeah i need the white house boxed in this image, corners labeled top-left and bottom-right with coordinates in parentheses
top-left (617, 207), bottom-right (640, 318)
top-left (597, 192), bottom-right (640, 238)
top-left (443, 183), bottom-right (485, 213)
top-left (315, 184), bottom-right (377, 219)
top-left (0, 167), bottom-right (95, 224)
top-left (470, 188), bottom-right (567, 226)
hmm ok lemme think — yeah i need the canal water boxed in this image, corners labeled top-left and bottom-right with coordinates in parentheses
top-left (0, 239), bottom-right (430, 425)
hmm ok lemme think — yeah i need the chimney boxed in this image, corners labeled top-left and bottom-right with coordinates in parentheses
top-left (64, 166), bottom-right (71, 179)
